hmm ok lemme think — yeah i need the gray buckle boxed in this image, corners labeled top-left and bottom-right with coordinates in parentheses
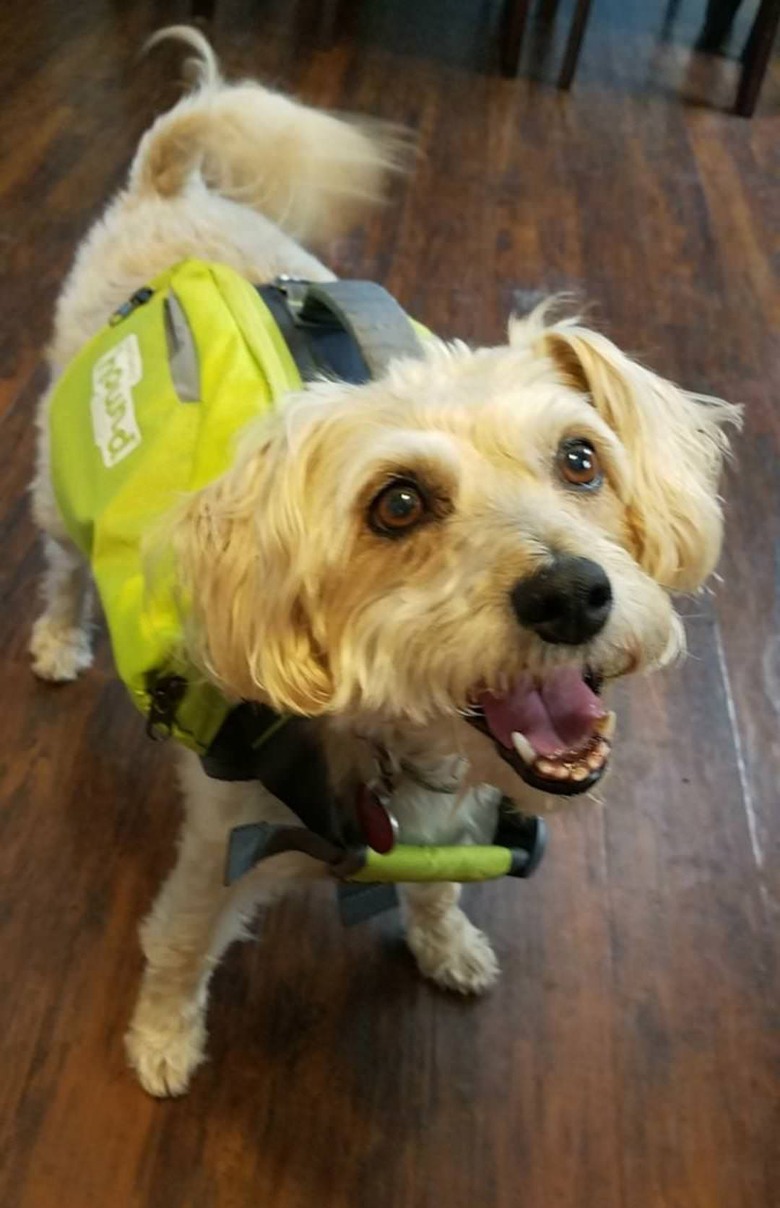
top-left (274, 275), bottom-right (309, 318)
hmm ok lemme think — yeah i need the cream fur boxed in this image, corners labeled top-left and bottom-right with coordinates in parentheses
top-left (29, 30), bottom-right (740, 1097)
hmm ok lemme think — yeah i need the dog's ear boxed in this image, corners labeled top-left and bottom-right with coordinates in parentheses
top-left (162, 436), bottom-right (334, 714)
top-left (536, 320), bottom-right (741, 591)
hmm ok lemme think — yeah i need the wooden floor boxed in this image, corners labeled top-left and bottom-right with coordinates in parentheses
top-left (1, 1), bottom-right (779, 1205)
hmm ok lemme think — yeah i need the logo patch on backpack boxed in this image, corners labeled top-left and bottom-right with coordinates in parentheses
top-left (91, 334), bottom-right (143, 468)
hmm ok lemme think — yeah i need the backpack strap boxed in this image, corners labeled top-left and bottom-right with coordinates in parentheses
top-left (259, 277), bottom-right (425, 384)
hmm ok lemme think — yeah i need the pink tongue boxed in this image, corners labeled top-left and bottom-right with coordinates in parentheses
top-left (479, 668), bottom-right (604, 758)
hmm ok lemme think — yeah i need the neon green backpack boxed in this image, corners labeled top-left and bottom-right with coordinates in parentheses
top-left (49, 259), bottom-right (307, 753)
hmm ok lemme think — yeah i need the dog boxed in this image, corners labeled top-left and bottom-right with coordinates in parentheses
top-left (29, 27), bottom-right (740, 1097)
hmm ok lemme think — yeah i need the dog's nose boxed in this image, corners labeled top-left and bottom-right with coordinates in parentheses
top-left (511, 555), bottom-right (613, 645)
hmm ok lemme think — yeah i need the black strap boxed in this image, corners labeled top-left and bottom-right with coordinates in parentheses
top-left (201, 703), bottom-right (352, 845)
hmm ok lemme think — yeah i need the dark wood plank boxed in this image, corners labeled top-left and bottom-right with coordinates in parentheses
top-left (1, 3), bottom-right (778, 1207)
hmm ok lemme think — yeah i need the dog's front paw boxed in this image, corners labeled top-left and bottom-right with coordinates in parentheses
top-left (30, 616), bottom-right (92, 682)
top-left (125, 1000), bottom-right (207, 1098)
top-left (408, 913), bottom-right (500, 995)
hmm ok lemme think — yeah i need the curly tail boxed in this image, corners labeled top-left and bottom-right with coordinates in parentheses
top-left (130, 25), bottom-right (410, 244)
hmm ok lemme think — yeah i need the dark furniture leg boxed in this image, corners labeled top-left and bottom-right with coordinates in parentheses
top-left (500, 0), bottom-right (532, 77)
top-left (735, 0), bottom-right (780, 116)
top-left (558, 0), bottom-right (593, 89)
top-left (695, 0), bottom-right (743, 52)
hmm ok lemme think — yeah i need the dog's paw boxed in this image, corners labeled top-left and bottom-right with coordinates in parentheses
top-left (30, 616), bottom-right (92, 682)
top-left (408, 914), bottom-right (500, 995)
top-left (125, 1004), bottom-right (207, 1098)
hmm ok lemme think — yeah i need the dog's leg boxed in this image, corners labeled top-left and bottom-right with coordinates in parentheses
top-left (126, 754), bottom-right (320, 1097)
top-left (125, 813), bottom-right (253, 1098)
top-left (386, 760), bottom-right (502, 996)
top-left (402, 882), bottom-right (500, 995)
top-left (29, 534), bottom-right (95, 681)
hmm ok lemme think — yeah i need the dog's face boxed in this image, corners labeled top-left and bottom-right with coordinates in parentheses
top-left (170, 308), bottom-right (739, 798)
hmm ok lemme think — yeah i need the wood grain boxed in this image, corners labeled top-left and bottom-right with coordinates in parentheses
top-left (1, 2), bottom-right (778, 1206)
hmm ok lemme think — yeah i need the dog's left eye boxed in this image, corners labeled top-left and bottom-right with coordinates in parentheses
top-left (556, 438), bottom-right (603, 490)
top-left (369, 479), bottom-right (428, 536)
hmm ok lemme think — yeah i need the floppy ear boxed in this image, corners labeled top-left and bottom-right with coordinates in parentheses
top-left (163, 438), bottom-right (334, 714)
top-left (538, 320), bottom-right (742, 591)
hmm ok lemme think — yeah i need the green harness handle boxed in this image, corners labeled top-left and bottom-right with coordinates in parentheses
top-left (224, 815), bottom-right (546, 888)
top-left (351, 844), bottom-right (517, 883)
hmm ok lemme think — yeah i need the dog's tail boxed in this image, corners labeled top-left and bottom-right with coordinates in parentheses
top-left (130, 26), bottom-right (409, 243)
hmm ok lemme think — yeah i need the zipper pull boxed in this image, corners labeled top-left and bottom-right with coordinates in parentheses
top-left (146, 673), bottom-right (187, 740)
top-left (110, 286), bottom-right (154, 325)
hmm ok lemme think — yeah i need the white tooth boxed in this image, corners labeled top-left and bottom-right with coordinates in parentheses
top-left (596, 711), bottom-right (616, 741)
top-left (535, 758), bottom-right (556, 776)
top-left (571, 764), bottom-right (589, 781)
top-left (511, 732), bottom-right (536, 765)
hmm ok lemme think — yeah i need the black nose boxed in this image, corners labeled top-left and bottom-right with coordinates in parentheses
top-left (511, 555), bottom-right (613, 645)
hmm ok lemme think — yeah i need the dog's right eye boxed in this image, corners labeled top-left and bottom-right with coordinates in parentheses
top-left (556, 438), bottom-right (603, 490)
top-left (369, 479), bottom-right (428, 537)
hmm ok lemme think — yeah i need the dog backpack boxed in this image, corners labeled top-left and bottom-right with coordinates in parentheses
top-left (48, 258), bottom-right (425, 753)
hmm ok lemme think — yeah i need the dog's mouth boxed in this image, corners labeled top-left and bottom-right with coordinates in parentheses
top-left (466, 667), bottom-right (614, 796)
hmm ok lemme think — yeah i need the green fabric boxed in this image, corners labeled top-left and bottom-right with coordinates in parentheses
top-left (49, 259), bottom-right (303, 751)
top-left (349, 845), bottom-right (514, 883)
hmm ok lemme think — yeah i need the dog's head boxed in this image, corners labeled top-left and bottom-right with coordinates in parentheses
top-left (167, 305), bottom-right (740, 797)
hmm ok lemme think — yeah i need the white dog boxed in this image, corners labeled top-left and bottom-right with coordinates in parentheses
top-left (29, 28), bottom-right (739, 1096)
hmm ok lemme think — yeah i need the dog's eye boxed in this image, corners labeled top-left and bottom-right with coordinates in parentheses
top-left (556, 438), bottom-right (603, 490)
top-left (369, 479), bottom-right (427, 536)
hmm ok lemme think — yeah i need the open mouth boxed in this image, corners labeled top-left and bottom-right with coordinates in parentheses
top-left (466, 667), bottom-right (615, 796)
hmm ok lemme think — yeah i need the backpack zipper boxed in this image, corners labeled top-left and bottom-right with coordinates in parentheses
top-left (146, 673), bottom-right (187, 740)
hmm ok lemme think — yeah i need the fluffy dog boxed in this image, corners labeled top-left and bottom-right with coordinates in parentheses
top-left (29, 28), bottom-right (740, 1096)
